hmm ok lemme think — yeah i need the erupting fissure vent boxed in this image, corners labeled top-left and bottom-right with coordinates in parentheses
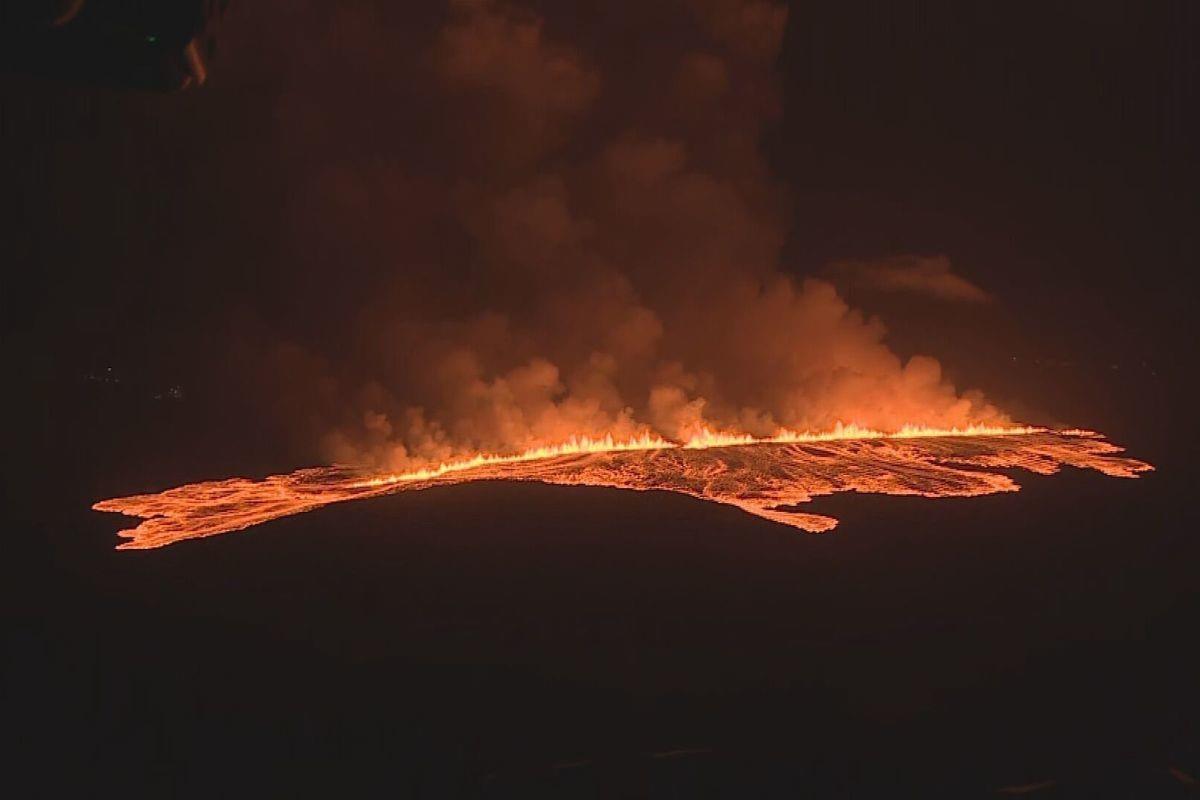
top-left (93, 427), bottom-right (1150, 550)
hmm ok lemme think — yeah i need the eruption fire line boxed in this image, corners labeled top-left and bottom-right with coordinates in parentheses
top-left (92, 424), bottom-right (1152, 551)
top-left (357, 423), bottom-right (1046, 487)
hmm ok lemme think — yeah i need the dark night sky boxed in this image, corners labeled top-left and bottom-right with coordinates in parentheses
top-left (777, 1), bottom-right (1199, 463)
top-left (4, 2), bottom-right (1200, 795)
top-left (781, 5), bottom-right (1196, 364)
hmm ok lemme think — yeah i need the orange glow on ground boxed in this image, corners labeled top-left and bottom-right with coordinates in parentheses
top-left (93, 426), bottom-right (1151, 550)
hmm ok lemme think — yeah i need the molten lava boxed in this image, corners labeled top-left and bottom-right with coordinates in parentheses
top-left (94, 427), bottom-right (1151, 550)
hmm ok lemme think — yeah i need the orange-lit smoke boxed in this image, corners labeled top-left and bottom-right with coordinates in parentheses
top-left (246, 0), bottom-right (1021, 476)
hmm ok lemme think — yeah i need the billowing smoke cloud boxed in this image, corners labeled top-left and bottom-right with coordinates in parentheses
top-left (247, 0), bottom-right (1009, 470)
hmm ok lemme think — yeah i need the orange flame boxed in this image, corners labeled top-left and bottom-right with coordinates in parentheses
top-left (356, 431), bottom-right (674, 487)
top-left (363, 423), bottom-right (1047, 486)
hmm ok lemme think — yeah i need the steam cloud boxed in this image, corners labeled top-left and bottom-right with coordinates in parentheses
top-left (247, 0), bottom-right (1009, 470)
top-left (830, 255), bottom-right (992, 303)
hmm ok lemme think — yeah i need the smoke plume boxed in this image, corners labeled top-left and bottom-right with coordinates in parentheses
top-left (829, 255), bottom-right (992, 303)
top-left (245, 0), bottom-right (1009, 470)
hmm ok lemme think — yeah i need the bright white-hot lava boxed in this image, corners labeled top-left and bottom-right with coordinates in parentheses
top-left (93, 425), bottom-right (1151, 550)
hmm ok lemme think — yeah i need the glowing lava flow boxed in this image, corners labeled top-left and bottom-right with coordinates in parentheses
top-left (92, 425), bottom-right (1152, 550)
